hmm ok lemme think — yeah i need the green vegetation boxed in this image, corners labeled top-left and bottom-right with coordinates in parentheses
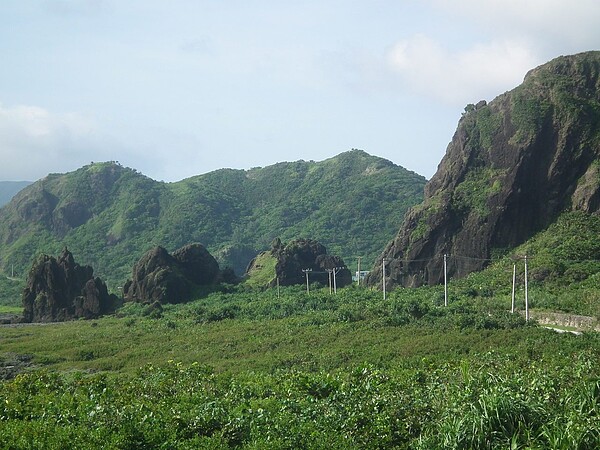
top-left (0, 276), bottom-right (24, 307)
top-left (243, 251), bottom-right (277, 288)
top-left (1, 351), bottom-right (599, 449)
top-left (475, 105), bottom-right (503, 150)
top-left (449, 211), bottom-right (600, 318)
top-left (509, 91), bottom-right (552, 145)
top-left (1, 206), bottom-right (598, 446)
top-left (451, 168), bottom-right (506, 217)
top-left (1, 281), bottom-right (599, 448)
top-left (0, 304), bottom-right (21, 314)
top-left (510, 53), bottom-right (600, 147)
top-left (1, 54), bottom-right (600, 447)
top-left (0, 151), bottom-right (425, 290)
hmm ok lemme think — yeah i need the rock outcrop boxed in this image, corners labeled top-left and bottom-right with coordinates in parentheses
top-left (22, 248), bottom-right (119, 322)
top-left (246, 238), bottom-right (352, 288)
top-left (368, 51), bottom-right (600, 289)
top-left (123, 243), bottom-right (223, 304)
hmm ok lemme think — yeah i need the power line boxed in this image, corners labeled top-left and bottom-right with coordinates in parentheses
top-left (382, 253), bottom-right (600, 264)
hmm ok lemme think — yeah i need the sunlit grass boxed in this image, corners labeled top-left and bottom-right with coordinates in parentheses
top-left (0, 305), bottom-right (21, 314)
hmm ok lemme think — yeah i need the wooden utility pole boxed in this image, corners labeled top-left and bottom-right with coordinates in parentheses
top-left (357, 257), bottom-right (362, 286)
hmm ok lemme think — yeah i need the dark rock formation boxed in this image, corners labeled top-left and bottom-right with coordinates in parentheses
top-left (124, 243), bottom-right (223, 304)
top-left (247, 238), bottom-right (352, 288)
top-left (22, 248), bottom-right (119, 322)
top-left (172, 244), bottom-right (220, 285)
top-left (368, 51), bottom-right (600, 289)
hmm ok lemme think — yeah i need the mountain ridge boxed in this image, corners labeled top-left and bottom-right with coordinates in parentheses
top-left (0, 150), bottom-right (426, 288)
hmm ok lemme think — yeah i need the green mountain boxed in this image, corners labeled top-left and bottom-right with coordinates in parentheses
top-left (368, 51), bottom-right (600, 289)
top-left (0, 181), bottom-right (31, 207)
top-left (0, 150), bottom-right (425, 290)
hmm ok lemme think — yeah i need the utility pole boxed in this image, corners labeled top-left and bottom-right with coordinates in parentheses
top-left (524, 256), bottom-right (529, 321)
top-left (357, 257), bottom-right (362, 286)
top-left (443, 254), bottom-right (448, 307)
top-left (302, 269), bottom-right (312, 295)
top-left (332, 267), bottom-right (342, 294)
top-left (382, 259), bottom-right (387, 300)
top-left (511, 263), bottom-right (516, 313)
top-left (326, 269), bottom-right (333, 294)
top-left (277, 277), bottom-right (280, 299)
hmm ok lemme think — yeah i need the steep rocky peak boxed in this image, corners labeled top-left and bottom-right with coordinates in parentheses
top-left (368, 51), bottom-right (600, 289)
top-left (22, 250), bottom-right (118, 322)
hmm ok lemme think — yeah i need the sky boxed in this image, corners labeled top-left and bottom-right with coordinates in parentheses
top-left (1, 1), bottom-right (600, 182)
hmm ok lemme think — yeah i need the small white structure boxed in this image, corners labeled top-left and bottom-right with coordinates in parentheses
top-left (353, 270), bottom-right (369, 282)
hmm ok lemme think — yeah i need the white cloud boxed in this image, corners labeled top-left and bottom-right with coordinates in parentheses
top-left (0, 103), bottom-right (108, 180)
top-left (0, 104), bottom-right (94, 138)
top-left (386, 35), bottom-right (537, 105)
top-left (430, 0), bottom-right (600, 50)
top-left (0, 102), bottom-right (217, 182)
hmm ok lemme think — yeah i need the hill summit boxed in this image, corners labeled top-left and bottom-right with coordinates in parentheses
top-left (368, 51), bottom-right (600, 289)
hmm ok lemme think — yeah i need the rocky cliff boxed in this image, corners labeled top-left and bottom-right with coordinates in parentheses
top-left (368, 51), bottom-right (600, 289)
top-left (22, 248), bottom-right (119, 322)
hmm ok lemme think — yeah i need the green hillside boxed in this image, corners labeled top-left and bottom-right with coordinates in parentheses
top-left (0, 150), bottom-right (425, 292)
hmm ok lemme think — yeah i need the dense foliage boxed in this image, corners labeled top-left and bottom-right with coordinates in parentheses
top-left (0, 276), bottom-right (23, 307)
top-left (1, 53), bottom-right (600, 447)
top-left (1, 351), bottom-right (599, 449)
top-left (458, 211), bottom-right (600, 317)
top-left (0, 151), bottom-right (425, 289)
top-left (1, 262), bottom-right (599, 448)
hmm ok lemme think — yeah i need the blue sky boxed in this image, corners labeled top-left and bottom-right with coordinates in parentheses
top-left (1, 0), bottom-right (600, 182)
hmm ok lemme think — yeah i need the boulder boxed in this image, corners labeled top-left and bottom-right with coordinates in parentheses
top-left (124, 243), bottom-right (222, 304)
top-left (172, 243), bottom-right (220, 286)
top-left (22, 248), bottom-right (119, 322)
